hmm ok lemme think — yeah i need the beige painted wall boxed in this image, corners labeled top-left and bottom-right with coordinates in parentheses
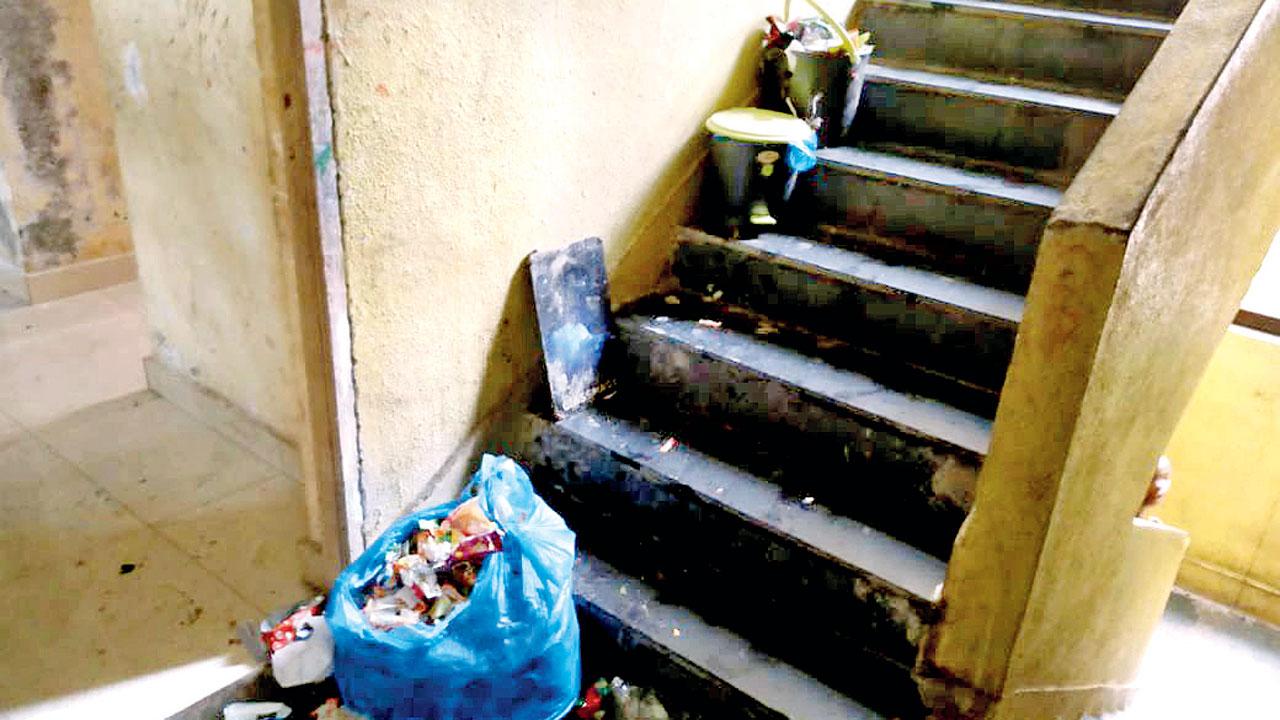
top-left (1163, 326), bottom-right (1280, 627)
top-left (324, 0), bottom-right (854, 539)
top-left (89, 0), bottom-right (302, 440)
top-left (0, 0), bottom-right (131, 290)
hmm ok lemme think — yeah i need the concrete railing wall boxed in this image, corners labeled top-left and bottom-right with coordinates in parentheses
top-left (920, 1), bottom-right (1280, 717)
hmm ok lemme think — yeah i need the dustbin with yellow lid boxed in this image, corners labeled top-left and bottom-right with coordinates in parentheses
top-left (704, 108), bottom-right (817, 235)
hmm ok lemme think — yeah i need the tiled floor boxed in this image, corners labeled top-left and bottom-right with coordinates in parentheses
top-left (0, 283), bottom-right (310, 719)
top-left (1103, 591), bottom-right (1280, 719)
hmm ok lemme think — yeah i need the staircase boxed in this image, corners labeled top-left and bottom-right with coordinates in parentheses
top-left (531, 1), bottom-right (1184, 717)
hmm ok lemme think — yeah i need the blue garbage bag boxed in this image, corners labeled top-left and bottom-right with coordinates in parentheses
top-left (327, 454), bottom-right (580, 720)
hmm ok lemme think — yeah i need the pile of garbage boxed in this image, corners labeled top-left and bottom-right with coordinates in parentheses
top-left (764, 15), bottom-right (873, 59)
top-left (759, 9), bottom-right (874, 147)
top-left (361, 497), bottom-right (504, 630)
top-left (223, 699), bottom-right (366, 720)
top-left (225, 455), bottom-right (580, 720)
top-left (258, 596), bottom-right (334, 688)
top-left (575, 678), bottom-right (671, 720)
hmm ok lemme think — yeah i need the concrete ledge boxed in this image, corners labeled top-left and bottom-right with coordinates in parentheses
top-left (1054, 0), bottom-right (1266, 230)
top-left (23, 252), bottom-right (138, 304)
top-left (144, 355), bottom-right (301, 479)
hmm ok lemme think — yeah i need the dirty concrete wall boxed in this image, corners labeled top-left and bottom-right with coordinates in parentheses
top-left (89, 0), bottom-right (302, 440)
top-left (0, 0), bottom-right (130, 278)
top-left (324, 0), bottom-right (855, 539)
top-left (1163, 326), bottom-right (1280, 627)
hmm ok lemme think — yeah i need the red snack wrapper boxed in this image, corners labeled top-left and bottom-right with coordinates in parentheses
top-left (263, 604), bottom-right (321, 653)
top-left (448, 530), bottom-right (503, 567)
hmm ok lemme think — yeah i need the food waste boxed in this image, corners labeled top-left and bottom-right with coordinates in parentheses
top-left (361, 497), bottom-right (503, 630)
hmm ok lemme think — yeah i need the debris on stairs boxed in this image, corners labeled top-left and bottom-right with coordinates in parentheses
top-left (530, 0), bottom-right (1179, 716)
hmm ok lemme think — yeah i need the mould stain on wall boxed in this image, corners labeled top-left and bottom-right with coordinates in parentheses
top-left (0, 0), bottom-right (76, 265)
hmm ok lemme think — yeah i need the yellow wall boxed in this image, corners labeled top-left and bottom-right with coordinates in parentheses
top-left (1163, 326), bottom-right (1280, 626)
top-left (0, 0), bottom-right (131, 294)
top-left (89, 0), bottom-right (302, 440)
top-left (324, 0), bottom-right (854, 538)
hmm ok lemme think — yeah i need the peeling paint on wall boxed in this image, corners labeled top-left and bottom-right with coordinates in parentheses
top-left (0, 0), bottom-right (131, 275)
top-left (0, 0), bottom-right (75, 264)
top-left (121, 42), bottom-right (147, 104)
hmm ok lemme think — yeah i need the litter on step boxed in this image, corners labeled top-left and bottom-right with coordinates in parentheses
top-left (574, 677), bottom-right (671, 720)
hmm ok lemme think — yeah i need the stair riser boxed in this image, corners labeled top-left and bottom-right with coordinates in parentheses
top-left (534, 427), bottom-right (932, 707)
top-left (576, 602), bottom-right (789, 720)
top-left (616, 325), bottom-right (978, 554)
top-left (807, 165), bottom-right (1048, 292)
top-left (853, 79), bottom-right (1112, 186)
top-left (858, 3), bottom-right (1165, 97)
top-left (576, 594), bottom-right (926, 720)
top-left (676, 239), bottom-right (1019, 389)
top-left (1030, 0), bottom-right (1186, 20)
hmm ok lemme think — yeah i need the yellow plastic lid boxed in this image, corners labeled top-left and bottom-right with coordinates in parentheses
top-left (704, 108), bottom-right (813, 144)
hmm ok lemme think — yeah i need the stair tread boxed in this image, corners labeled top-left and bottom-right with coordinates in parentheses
top-left (562, 408), bottom-right (949, 600)
top-left (819, 146), bottom-right (1064, 209)
top-left (621, 313), bottom-right (994, 456)
top-left (865, 63), bottom-right (1123, 116)
top-left (575, 551), bottom-right (888, 720)
top-left (735, 232), bottom-right (1026, 324)
top-left (875, 0), bottom-right (1175, 32)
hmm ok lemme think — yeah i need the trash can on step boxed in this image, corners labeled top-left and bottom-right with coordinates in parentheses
top-left (704, 108), bottom-right (816, 237)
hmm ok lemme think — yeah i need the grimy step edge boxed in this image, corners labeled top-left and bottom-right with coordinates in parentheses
top-left (853, 63), bottom-right (1119, 186)
top-left (611, 314), bottom-right (987, 556)
top-left (804, 148), bottom-right (1057, 291)
top-left (537, 412), bottom-right (940, 715)
top-left (624, 290), bottom-right (1003, 418)
top-left (675, 229), bottom-right (1024, 387)
top-left (574, 553), bottom-right (890, 720)
top-left (856, 0), bottom-right (1172, 98)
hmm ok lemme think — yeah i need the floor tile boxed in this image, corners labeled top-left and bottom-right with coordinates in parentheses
top-left (36, 392), bottom-right (281, 524)
top-left (0, 523), bottom-right (259, 712)
top-left (1100, 593), bottom-right (1280, 718)
top-left (157, 472), bottom-right (314, 615)
top-left (0, 310), bottom-right (148, 428)
top-left (0, 290), bottom-right (24, 310)
top-left (0, 657), bottom-right (261, 720)
top-left (97, 280), bottom-right (144, 313)
top-left (0, 409), bottom-right (21, 444)
top-left (0, 434), bottom-right (141, 583)
top-left (0, 285), bottom-right (125, 344)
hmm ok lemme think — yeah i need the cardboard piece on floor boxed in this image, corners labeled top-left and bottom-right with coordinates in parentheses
top-left (529, 237), bottom-right (613, 418)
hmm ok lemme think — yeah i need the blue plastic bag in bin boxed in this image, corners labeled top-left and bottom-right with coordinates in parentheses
top-left (327, 454), bottom-right (580, 720)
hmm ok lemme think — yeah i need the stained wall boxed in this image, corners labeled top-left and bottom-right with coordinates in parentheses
top-left (322, 0), bottom-right (854, 538)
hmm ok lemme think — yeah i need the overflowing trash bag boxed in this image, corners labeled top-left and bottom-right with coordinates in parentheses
top-left (327, 455), bottom-right (581, 720)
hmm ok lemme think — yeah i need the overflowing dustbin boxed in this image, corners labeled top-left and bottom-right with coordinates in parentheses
top-left (703, 107), bottom-right (817, 236)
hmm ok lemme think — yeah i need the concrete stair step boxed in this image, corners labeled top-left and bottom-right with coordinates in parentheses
top-left (535, 413), bottom-right (943, 716)
top-left (573, 553), bottom-right (897, 720)
top-left (1024, 0), bottom-right (1187, 21)
top-left (675, 228), bottom-right (1024, 390)
top-left (852, 63), bottom-right (1120, 188)
top-left (609, 313), bottom-right (988, 556)
top-left (855, 0), bottom-right (1172, 99)
top-left (806, 147), bottom-right (1060, 292)
top-left (625, 292), bottom-right (1001, 418)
